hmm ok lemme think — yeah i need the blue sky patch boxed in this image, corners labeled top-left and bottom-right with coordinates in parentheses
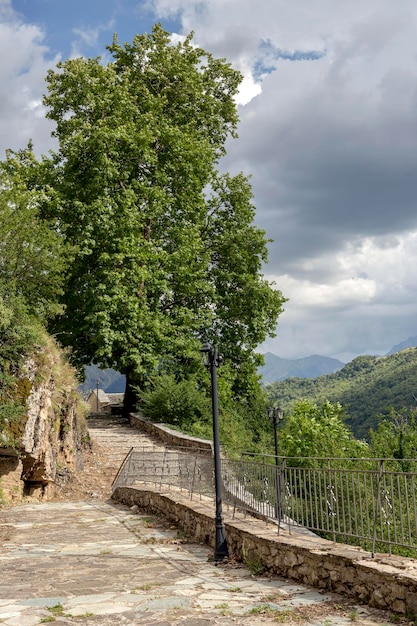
top-left (253, 38), bottom-right (326, 80)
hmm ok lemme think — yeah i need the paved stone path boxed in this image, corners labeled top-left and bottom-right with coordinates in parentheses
top-left (0, 416), bottom-right (411, 625)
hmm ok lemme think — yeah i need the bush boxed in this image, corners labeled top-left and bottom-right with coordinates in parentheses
top-left (140, 374), bottom-right (211, 430)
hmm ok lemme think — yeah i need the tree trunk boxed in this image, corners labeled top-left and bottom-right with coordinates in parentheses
top-left (122, 368), bottom-right (140, 419)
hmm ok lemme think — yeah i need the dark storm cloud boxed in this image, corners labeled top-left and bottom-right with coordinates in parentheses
top-left (226, 59), bottom-right (417, 279)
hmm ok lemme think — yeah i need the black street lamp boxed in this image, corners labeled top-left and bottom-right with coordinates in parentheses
top-left (267, 406), bottom-right (284, 520)
top-left (200, 342), bottom-right (229, 562)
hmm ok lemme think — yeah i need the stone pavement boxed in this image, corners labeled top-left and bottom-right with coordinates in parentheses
top-left (0, 416), bottom-right (412, 625)
top-left (0, 500), bottom-right (410, 626)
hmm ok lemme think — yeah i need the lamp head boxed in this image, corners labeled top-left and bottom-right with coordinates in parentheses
top-left (200, 342), bottom-right (213, 369)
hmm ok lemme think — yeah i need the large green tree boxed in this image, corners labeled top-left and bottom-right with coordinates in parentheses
top-left (42, 25), bottom-right (285, 411)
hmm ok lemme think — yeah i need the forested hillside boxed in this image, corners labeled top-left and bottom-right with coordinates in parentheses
top-left (266, 349), bottom-right (417, 439)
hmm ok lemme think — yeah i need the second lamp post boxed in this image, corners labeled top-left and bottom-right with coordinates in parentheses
top-left (267, 406), bottom-right (284, 520)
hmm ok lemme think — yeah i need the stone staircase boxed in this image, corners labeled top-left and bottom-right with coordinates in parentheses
top-left (87, 414), bottom-right (164, 470)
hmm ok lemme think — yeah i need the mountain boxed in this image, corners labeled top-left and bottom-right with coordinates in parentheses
top-left (259, 352), bottom-right (344, 384)
top-left (104, 375), bottom-right (126, 393)
top-left (79, 365), bottom-right (125, 397)
top-left (386, 335), bottom-right (417, 356)
top-left (266, 348), bottom-right (417, 439)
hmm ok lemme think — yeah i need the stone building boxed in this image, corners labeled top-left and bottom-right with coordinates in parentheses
top-left (87, 389), bottom-right (124, 414)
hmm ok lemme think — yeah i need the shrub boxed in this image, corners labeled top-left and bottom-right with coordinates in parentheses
top-left (140, 374), bottom-right (211, 430)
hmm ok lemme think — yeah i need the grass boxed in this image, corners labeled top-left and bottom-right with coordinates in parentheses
top-left (215, 602), bottom-right (231, 615)
top-left (40, 604), bottom-right (94, 622)
top-left (261, 591), bottom-right (285, 603)
top-left (138, 582), bottom-right (163, 591)
top-left (247, 604), bottom-right (275, 615)
top-left (40, 604), bottom-right (70, 622)
top-left (274, 609), bottom-right (300, 623)
top-left (241, 546), bottom-right (265, 576)
top-left (46, 604), bottom-right (68, 616)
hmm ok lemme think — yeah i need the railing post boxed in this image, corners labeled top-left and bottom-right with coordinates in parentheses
top-left (190, 452), bottom-right (198, 500)
top-left (372, 459), bottom-right (385, 558)
top-left (159, 448), bottom-right (168, 492)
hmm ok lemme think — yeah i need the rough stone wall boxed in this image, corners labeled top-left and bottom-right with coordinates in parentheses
top-left (0, 343), bottom-right (88, 502)
top-left (0, 456), bottom-right (24, 502)
top-left (113, 485), bottom-right (417, 617)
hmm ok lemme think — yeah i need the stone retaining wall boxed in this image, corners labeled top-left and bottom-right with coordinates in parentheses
top-left (113, 484), bottom-right (417, 617)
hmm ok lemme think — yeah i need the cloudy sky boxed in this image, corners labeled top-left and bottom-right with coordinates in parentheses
top-left (2, 0), bottom-right (417, 363)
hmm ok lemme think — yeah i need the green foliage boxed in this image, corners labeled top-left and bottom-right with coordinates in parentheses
top-left (0, 145), bottom-right (70, 448)
top-left (0, 293), bottom-right (40, 369)
top-left (278, 400), bottom-right (368, 462)
top-left (0, 147), bottom-right (69, 320)
top-left (139, 367), bottom-right (271, 455)
top-left (0, 146), bottom-right (87, 457)
top-left (0, 25), bottom-right (284, 449)
top-left (266, 348), bottom-right (417, 439)
top-left (370, 409), bottom-right (417, 471)
top-left (0, 293), bottom-right (43, 448)
top-left (141, 374), bottom-right (211, 430)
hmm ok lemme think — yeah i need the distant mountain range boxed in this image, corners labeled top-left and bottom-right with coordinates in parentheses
top-left (258, 353), bottom-right (344, 384)
top-left (259, 335), bottom-right (417, 384)
top-left (385, 335), bottom-right (417, 356)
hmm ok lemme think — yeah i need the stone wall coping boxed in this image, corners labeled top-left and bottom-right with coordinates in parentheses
top-left (129, 412), bottom-right (213, 452)
top-left (113, 484), bottom-right (417, 616)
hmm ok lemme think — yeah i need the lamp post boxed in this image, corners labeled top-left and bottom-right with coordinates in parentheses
top-left (267, 406), bottom-right (284, 520)
top-left (200, 342), bottom-right (228, 562)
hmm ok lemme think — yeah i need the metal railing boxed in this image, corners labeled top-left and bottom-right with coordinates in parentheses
top-left (112, 448), bottom-right (417, 557)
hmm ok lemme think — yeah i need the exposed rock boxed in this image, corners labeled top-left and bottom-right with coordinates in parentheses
top-left (0, 336), bottom-right (88, 502)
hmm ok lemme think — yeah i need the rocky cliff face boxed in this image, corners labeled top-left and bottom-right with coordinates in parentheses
top-left (0, 336), bottom-right (88, 502)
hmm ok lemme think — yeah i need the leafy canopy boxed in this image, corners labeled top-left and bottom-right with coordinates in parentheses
top-left (278, 400), bottom-right (368, 462)
top-left (42, 24), bottom-right (285, 412)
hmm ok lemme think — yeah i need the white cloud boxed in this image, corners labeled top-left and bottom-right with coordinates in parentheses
top-left (263, 232), bottom-right (417, 360)
top-left (0, 10), bottom-right (58, 157)
top-left (70, 19), bottom-right (115, 58)
top-left (272, 274), bottom-right (377, 311)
